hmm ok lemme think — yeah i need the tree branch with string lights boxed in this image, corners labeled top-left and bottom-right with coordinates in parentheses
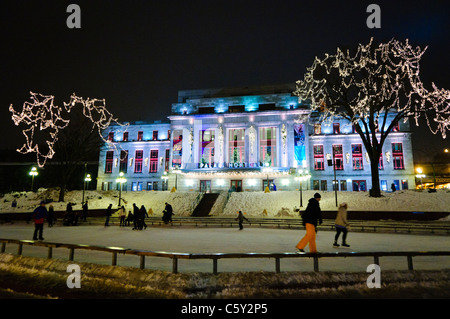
top-left (294, 38), bottom-right (449, 197)
top-left (10, 92), bottom-right (127, 201)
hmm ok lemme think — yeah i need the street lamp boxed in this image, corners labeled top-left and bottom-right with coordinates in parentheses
top-left (296, 169), bottom-right (311, 207)
top-left (82, 173), bottom-right (92, 204)
top-left (416, 167), bottom-right (426, 190)
top-left (29, 167), bottom-right (38, 192)
top-left (116, 172), bottom-right (127, 206)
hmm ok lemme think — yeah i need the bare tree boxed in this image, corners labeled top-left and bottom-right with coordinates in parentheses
top-left (294, 38), bottom-right (449, 197)
top-left (51, 107), bottom-right (102, 202)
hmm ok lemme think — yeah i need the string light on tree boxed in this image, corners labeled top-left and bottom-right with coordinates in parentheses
top-left (294, 38), bottom-right (450, 197)
top-left (9, 92), bottom-right (128, 167)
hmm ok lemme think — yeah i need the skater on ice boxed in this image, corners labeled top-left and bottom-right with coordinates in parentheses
top-left (32, 201), bottom-right (48, 240)
top-left (296, 193), bottom-right (322, 253)
top-left (235, 211), bottom-right (249, 230)
top-left (333, 202), bottom-right (350, 248)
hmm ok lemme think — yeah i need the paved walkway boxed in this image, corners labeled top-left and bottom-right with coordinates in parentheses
top-left (1, 223), bottom-right (449, 273)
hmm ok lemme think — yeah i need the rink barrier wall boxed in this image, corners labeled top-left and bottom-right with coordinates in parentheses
top-left (1, 209), bottom-right (449, 222)
top-left (1, 238), bottom-right (449, 274)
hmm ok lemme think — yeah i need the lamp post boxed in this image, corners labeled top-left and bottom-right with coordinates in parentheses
top-left (416, 167), bottom-right (426, 190)
top-left (116, 172), bottom-right (127, 206)
top-left (82, 173), bottom-right (92, 204)
top-left (296, 168), bottom-right (311, 207)
top-left (29, 167), bottom-right (38, 192)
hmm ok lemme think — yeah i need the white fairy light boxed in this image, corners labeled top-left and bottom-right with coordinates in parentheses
top-left (10, 92), bottom-right (127, 167)
top-left (294, 38), bottom-right (449, 139)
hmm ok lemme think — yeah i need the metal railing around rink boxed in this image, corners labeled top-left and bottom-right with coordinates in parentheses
top-left (1, 238), bottom-right (449, 274)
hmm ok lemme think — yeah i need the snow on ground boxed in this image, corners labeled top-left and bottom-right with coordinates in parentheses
top-left (1, 188), bottom-right (450, 217)
top-left (0, 224), bottom-right (449, 273)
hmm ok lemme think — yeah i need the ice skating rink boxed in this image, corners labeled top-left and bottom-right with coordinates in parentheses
top-left (0, 223), bottom-right (449, 273)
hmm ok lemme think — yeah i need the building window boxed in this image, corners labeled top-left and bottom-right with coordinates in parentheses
top-left (107, 132), bottom-right (114, 142)
top-left (340, 180), bottom-right (347, 191)
top-left (314, 124), bottom-right (321, 135)
top-left (392, 122), bottom-right (400, 132)
top-left (353, 180), bottom-right (367, 192)
top-left (313, 180), bottom-right (320, 190)
top-left (333, 123), bottom-right (340, 134)
top-left (137, 131), bottom-right (143, 141)
top-left (333, 144), bottom-right (344, 170)
top-left (123, 132), bottom-right (128, 142)
top-left (149, 150), bottom-right (158, 173)
top-left (119, 150), bottom-right (128, 174)
top-left (105, 151), bottom-right (114, 174)
top-left (165, 149), bottom-right (170, 172)
top-left (313, 145), bottom-right (324, 171)
top-left (392, 143), bottom-right (404, 170)
top-left (259, 127), bottom-right (277, 167)
top-left (351, 144), bottom-right (363, 170)
top-left (152, 131), bottom-right (158, 141)
top-left (132, 182), bottom-right (143, 192)
top-left (199, 130), bottom-right (215, 166)
top-left (402, 180), bottom-right (409, 190)
top-left (229, 128), bottom-right (245, 164)
top-left (380, 180), bottom-right (388, 191)
top-left (378, 152), bottom-right (384, 170)
top-left (135, 150), bottom-right (143, 173)
top-left (172, 130), bottom-right (183, 168)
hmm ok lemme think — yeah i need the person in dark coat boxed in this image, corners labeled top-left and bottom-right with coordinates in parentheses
top-left (235, 211), bottom-right (249, 230)
top-left (32, 201), bottom-right (48, 240)
top-left (391, 183), bottom-right (396, 192)
top-left (132, 203), bottom-right (140, 229)
top-left (105, 204), bottom-right (112, 226)
top-left (138, 205), bottom-right (148, 230)
top-left (296, 193), bottom-right (323, 253)
top-left (125, 210), bottom-right (134, 226)
top-left (82, 200), bottom-right (89, 222)
top-left (162, 202), bottom-right (174, 224)
top-left (47, 205), bottom-right (54, 227)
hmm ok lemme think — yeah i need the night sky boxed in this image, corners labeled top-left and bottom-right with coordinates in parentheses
top-left (1, 0), bottom-right (449, 161)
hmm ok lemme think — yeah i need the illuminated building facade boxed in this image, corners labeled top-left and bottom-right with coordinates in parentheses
top-left (97, 84), bottom-right (416, 192)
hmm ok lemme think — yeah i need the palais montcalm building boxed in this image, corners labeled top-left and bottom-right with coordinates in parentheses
top-left (97, 84), bottom-right (415, 193)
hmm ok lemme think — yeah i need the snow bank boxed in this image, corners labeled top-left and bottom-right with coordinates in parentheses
top-left (1, 188), bottom-right (449, 217)
top-left (1, 254), bottom-right (449, 299)
top-left (222, 189), bottom-right (450, 217)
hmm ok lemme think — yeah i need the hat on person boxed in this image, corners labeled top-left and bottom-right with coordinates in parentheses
top-left (40, 200), bottom-right (46, 205)
top-left (314, 193), bottom-right (321, 199)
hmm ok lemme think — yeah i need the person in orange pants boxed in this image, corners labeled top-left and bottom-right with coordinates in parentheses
top-left (296, 193), bottom-right (322, 253)
top-left (296, 223), bottom-right (317, 252)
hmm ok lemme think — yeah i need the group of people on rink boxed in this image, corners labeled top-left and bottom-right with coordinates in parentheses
top-left (296, 192), bottom-right (350, 253)
top-left (116, 203), bottom-right (150, 229)
top-left (30, 194), bottom-right (350, 252)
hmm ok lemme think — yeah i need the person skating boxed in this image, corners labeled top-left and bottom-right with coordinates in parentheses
top-left (333, 202), bottom-right (350, 248)
top-left (296, 193), bottom-right (322, 253)
top-left (32, 201), bottom-right (48, 240)
top-left (105, 204), bottom-right (112, 226)
top-left (235, 211), bottom-right (249, 230)
top-left (47, 204), bottom-right (54, 227)
top-left (119, 205), bottom-right (126, 227)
